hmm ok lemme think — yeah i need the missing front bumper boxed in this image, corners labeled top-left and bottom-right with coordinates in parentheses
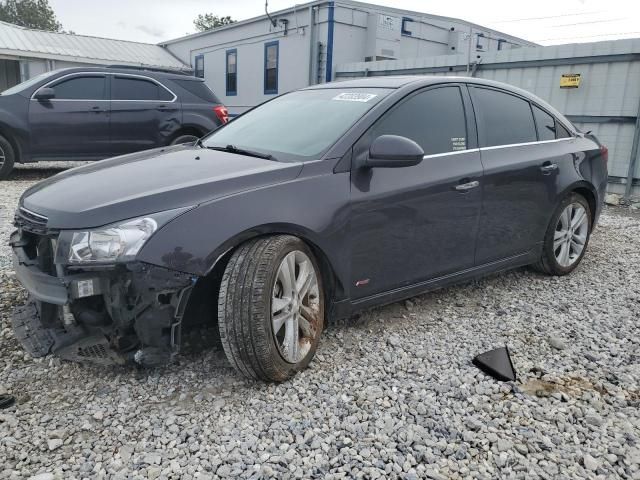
top-left (11, 243), bottom-right (197, 366)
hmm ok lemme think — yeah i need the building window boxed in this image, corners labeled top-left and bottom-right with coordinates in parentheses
top-left (476, 33), bottom-right (486, 51)
top-left (226, 49), bottom-right (237, 96)
top-left (401, 17), bottom-right (413, 36)
top-left (264, 41), bottom-right (278, 95)
top-left (195, 54), bottom-right (204, 78)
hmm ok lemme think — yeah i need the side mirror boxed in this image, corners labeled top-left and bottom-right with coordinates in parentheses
top-left (365, 135), bottom-right (424, 168)
top-left (34, 87), bottom-right (55, 101)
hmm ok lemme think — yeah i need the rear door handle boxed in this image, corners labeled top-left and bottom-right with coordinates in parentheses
top-left (90, 106), bottom-right (106, 113)
top-left (540, 163), bottom-right (558, 174)
top-left (454, 180), bottom-right (480, 192)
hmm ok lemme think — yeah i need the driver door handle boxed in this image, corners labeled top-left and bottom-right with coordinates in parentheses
top-left (455, 180), bottom-right (480, 192)
top-left (540, 163), bottom-right (558, 174)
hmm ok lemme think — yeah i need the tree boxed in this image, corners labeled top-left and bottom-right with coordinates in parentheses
top-left (193, 14), bottom-right (235, 32)
top-left (0, 0), bottom-right (62, 31)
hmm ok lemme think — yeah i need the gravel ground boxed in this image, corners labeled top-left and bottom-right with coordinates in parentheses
top-left (1, 163), bottom-right (639, 480)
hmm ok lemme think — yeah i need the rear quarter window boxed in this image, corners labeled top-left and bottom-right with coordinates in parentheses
top-left (532, 105), bottom-right (557, 141)
top-left (532, 104), bottom-right (573, 140)
top-left (556, 122), bottom-right (572, 138)
top-left (173, 79), bottom-right (220, 103)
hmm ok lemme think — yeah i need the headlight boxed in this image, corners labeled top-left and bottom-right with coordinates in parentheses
top-left (57, 208), bottom-right (191, 265)
top-left (68, 217), bottom-right (158, 264)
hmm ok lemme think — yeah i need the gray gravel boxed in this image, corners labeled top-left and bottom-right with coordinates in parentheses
top-left (1, 164), bottom-right (640, 479)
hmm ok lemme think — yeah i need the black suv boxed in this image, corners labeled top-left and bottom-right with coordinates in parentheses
top-left (0, 66), bottom-right (228, 179)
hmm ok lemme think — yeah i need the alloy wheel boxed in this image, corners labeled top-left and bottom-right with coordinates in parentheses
top-left (554, 202), bottom-right (589, 267)
top-left (271, 250), bottom-right (321, 364)
top-left (0, 145), bottom-right (4, 169)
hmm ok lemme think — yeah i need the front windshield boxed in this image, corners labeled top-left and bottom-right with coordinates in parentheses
top-left (202, 88), bottom-right (391, 161)
top-left (0, 70), bottom-right (59, 96)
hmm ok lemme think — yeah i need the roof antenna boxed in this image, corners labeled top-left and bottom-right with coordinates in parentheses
top-left (265, 1), bottom-right (277, 27)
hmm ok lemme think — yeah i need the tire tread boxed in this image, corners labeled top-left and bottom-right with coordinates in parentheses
top-left (533, 193), bottom-right (591, 276)
top-left (218, 235), bottom-right (323, 382)
top-left (0, 134), bottom-right (16, 180)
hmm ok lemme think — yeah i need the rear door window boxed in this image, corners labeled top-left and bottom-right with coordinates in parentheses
top-left (470, 87), bottom-right (537, 147)
top-left (370, 86), bottom-right (468, 155)
top-left (52, 75), bottom-right (106, 100)
top-left (112, 76), bottom-right (173, 101)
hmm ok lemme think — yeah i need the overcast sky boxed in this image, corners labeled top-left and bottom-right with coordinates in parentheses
top-left (48, 0), bottom-right (640, 45)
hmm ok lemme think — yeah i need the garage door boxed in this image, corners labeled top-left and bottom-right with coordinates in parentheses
top-left (0, 60), bottom-right (21, 91)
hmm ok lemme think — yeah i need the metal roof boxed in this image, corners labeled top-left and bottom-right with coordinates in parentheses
top-left (160, 0), bottom-right (537, 48)
top-left (0, 21), bottom-right (188, 71)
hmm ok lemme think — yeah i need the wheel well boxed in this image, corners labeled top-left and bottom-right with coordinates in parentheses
top-left (0, 127), bottom-right (21, 163)
top-left (572, 187), bottom-right (597, 223)
top-left (172, 127), bottom-right (204, 141)
top-left (181, 233), bottom-right (343, 330)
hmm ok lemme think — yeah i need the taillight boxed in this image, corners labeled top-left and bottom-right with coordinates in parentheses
top-left (600, 145), bottom-right (608, 169)
top-left (213, 105), bottom-right (229, 124)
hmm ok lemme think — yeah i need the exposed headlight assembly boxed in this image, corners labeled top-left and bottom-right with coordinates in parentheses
top-left (68, 217), bottom-right (157, 264)
top-left (56, 208), bottom-right (191, 265)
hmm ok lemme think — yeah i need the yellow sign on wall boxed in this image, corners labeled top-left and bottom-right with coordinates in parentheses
top-left (560, 74), bottom-right (581, 88)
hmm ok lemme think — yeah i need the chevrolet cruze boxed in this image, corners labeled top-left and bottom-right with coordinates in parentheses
top-left (11, 76), bottom-right (608, 382)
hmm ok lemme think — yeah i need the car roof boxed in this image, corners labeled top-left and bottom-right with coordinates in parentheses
top-left (46, 66), bottom-right (200, 82)
top-left (306, 75), bottom-right (525, 93)
top-left (307, 75), bottom-right (574, 131)
top-left (304, 76), bottom-right (424, 89)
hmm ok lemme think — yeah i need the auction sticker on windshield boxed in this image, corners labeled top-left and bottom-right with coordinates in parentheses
top-left (333, 92), bottom-right (378, 102)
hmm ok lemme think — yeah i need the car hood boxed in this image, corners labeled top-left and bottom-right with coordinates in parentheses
top-left (20, 145), bottom-right (303, 229)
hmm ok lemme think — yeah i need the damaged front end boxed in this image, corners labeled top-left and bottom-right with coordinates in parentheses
top-left (10, 207), bottom-right (197, 367)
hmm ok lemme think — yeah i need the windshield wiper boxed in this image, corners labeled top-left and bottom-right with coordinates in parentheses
top-left (205, 144), bottom-right (274, 160)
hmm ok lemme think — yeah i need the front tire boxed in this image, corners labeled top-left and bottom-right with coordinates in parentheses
top-left (0, 135), bottom-right (16, 180)
top-left (534, 193), bottom-right (592, 275)
top-left (218, 235), bottom-right (325, 382)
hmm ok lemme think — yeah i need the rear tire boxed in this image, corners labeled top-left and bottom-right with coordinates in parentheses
top-left (170, 134), bottom-right (199, 146)
top-left (0, 135), bottom-right (16, 180)
top-left (218, 235), bottom-right (325, 382)
top-left (533, 193), bottom-right (592, 276)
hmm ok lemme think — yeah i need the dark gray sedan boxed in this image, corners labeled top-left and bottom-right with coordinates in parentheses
top-left (11, 76), bottom-right (608, 382)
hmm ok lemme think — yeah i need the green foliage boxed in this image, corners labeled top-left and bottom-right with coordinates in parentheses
top-left (0, 0), bottom-right (62, 31)
top-left (193, 14), bottom-right (235, 32)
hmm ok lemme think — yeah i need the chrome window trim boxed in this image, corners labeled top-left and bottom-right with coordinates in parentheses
top-left (422, 148), bottom-right (480, 160)
top-left (30, 72), bottom-right (178, 103)
top-left (420, 137), bottom-right (575, 159)
top-left (110, 73), bottom-right (177, 103)
top-left (478, 137), bottom-right (575, 152)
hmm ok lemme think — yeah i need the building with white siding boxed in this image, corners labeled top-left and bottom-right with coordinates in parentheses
top-left (159, 0), bottom-right (535, 115)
